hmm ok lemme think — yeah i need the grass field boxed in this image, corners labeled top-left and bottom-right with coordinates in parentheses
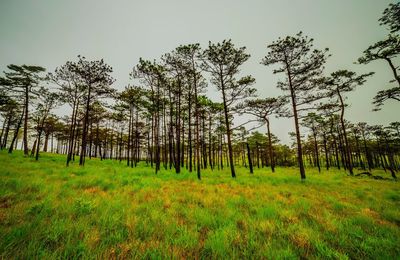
top-left (0, 151), bottom-right (399, 259)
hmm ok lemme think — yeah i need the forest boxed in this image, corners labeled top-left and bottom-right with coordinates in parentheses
top-left (0, 1), bottom-right (399, 259)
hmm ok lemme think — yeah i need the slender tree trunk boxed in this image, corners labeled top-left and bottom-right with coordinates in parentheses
top-left (67, 100), bottom-right (78, 166)
top-left (175, 80), bottom-right (181, 173)
top-left (266, 120), bottom-right (275, 173)
top-left (208, 114), bottom-right (213, 170)
top-left (202, 115), bottom-right (207, 169)
top-left (256, 142), bottom-right (260, 169)
top-left (285, 58), bottom-right (306, 180)
top-left (181, 117), bottom-right (185, 168)
top-left (35, 113), bottom-right (49, 160)
top-left (43, 132), bottom-right (49, 152)
top-left (194, 67), bottom-right (201, 180)
top-left (1, 115), bottom-right (11, 149)
top-left (51, 133), bottom-right (54, 153)
top-left (80, 85), bottom-right (92, 166)
top-left (35, 131), bottom-right (42, 160)
top-left (337, 88), bottom-right (353, 175)
top-left (0, 116), bottom-right (7, 148)
top-left (354, 133), bottom-right (364, 170)
top-left (313, 129), bottom-right (321, 173)
top-left (246, 142), bottom-right (253, 174)
top-left (323, 132), bottom-right (329, 170)
top-left (220, 76), bottom-right (236, 178)
top-left (127, 105), bottom-right (132, 166)
top-left (9, 108), bottom-right (24, 153)
top-left (384, 136), bottom-right (397, 179)
top-left (23, 86), bottom-right (29, 156)
top-left (30, 139), bottom-right (37, 157)
top-left (134, 108), bottom-right (139, 167)
top-left (385, 57), bottom-right (400, 87)
top-left (163, 98), bottom-right (168, 170)
top-left (188, 91), bottom-right (193, 172)
top-left (361, 132), bottom-right (372, 171)
top-left (289, 87), bottom-right (305, 179)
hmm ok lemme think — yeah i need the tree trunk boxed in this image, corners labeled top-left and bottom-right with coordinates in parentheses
top-left (285, 59), bottom-right (306, 180)
top-left (1, 114), bottom-right (11, 149)
top-left (385, 58), bottom-right (400, 87)
top-left (79, 84), bottom-right (92, 166)
top-left (337, 88), bottom-right (353, 175)
top-left (23, 86), bottom-right (29, 156)
top-left (194, 68), bottom-right (201, 180)
top-left (246, 142), bottom-right (253, 174)
top-left (323, 132), bottom-right (329, 170)
top-left (8, 108), bottom-right (24, 153)
top-left (266, 120), bottom-right (275, 173)
top-left (221, 84), bottom-right (236, 178)
top-left (313, 129), bottom-right (321, 173)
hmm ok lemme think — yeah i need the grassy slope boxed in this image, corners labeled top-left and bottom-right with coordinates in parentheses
top-left (0, 151), bottom-right (399, 259)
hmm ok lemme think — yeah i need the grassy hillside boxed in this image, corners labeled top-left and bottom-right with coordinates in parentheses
top-left (0, 151), bottom-right (399, 259)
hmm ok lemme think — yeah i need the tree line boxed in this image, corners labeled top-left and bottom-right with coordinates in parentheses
top-left (0, 2), bottom-right (399, 180)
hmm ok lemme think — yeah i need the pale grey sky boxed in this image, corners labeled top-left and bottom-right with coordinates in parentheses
top-left (0, 0), bottom-right (398, 144)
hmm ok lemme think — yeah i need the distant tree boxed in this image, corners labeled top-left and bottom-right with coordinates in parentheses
top-left (42, 115), bottom-right (59, 153)
top-left (350, 123), bottom-right (365, 170)
top-left (49, 61), bottom-right (86, 166)
top-left (262, 32), bottom-right (329, 180)
top-left (302, 113), bottom-right (323, 172)
top-left (325, 70), bottom-right (374, 175)
top-left (163, 50), bottom-right (188, 173)
top-left (356, 122), bottom-right (374, 171)
top-left (388, 121), bottom-right (400, 139)
top-left (318, 103), bottom-right (342, 170)
top-left (0, 97), bottom-right (19, 149)
top-left (176, 44), bottom-right (205, 180)
top-left (70, 56), bottom-right (115, 166)
top-left (110, 103), bottom-right (128, 161)
top-left (202, 39), bottom-right (256, 178)
top-left (33, 87), bottom-right (59, 160)
top-left (162, 44), bottom-right (206, 179)
top-left (132, 59), bottom-right (166, 173)
top-left (241, 97), bottom-right (285, 172)
top-left (0, 65), bottom-right (46, 155)
top-left (7, 107), bottom-right (25, 154)
top-left (120, 85), bottom-right (146, 167)
top-left (371, 125), bottom-right (397, 179)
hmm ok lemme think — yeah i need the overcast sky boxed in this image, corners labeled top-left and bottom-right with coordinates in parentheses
top-left (0, 0), bottom-right (398, 144)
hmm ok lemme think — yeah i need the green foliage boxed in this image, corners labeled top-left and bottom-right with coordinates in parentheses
top-left (379, 2), bottom-right (400, 33)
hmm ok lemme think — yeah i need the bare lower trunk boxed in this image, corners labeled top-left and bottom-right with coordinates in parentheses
top-left (266, 120), bottom-right (275, 173)
top-left (23, 86), bottom-right (29, 156)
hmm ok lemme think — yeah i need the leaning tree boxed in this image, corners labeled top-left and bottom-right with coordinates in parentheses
top-left (359, 2), bottom-right (400, 109)
top-left (358, 35), bottom-right (400, 108)
top-left (325, 70), bottom-right (374, 175)
top-left (0, 65), bottom-right (46, 155)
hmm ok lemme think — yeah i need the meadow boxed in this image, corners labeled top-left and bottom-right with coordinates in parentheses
top-left (0, 151), bottom-right (399, 259)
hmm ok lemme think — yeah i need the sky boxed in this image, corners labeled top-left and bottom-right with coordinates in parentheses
top-left (0, 0), bottom-right (398, 144)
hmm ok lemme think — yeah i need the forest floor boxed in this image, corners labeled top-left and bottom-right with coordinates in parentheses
top-left (0, 151), bottom-right (399, 259)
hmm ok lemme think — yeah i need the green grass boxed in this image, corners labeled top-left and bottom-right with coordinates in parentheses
top-left (0, 151), bottom-right (399, 259)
